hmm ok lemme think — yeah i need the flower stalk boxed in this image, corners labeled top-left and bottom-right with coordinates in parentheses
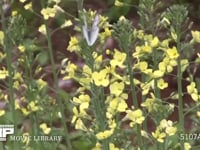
top-left (86, 46), bottom-right (110, 150)
top-left (124, 44), bottom-right (143, 150)
top-left (44, 20), bottom-right (72, 150)
top-left (176, 27), bottom-right (184, 150)
top-left (1, 5), bottom-right (19, 150)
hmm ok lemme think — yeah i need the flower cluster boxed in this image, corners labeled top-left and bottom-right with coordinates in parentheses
top-left (152, 119), bottom-right (177, 143)
top-left (62, 8), bottom-right (200, 148)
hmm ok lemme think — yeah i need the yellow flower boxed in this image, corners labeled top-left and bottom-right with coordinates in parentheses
top-left (108, 119), bottom-right (117, 129)
top-left (140, 82), bottom-right (151, 95)
top-left (191, 30), bottom-right (200, 43)
top-left (71, 96), bottom-right (90, 126)
top-left (137, 61), bottom-right (148, 72)
top-left (62, 61), bottom-right (77, 79)
top-left (40, 123), bottom-right (51, 135)
top-left (132, 46), bottom-right (141, 58)
top-left (109, 143), bottom-right (119, 150)
top-left (0, 110), bottom-right (5, 116)
top-left (151, 36), bottom-right (159, 48)
top-left (115, 0), bottom-right (124, 6)
top-left (142, 45), bottom-right (152, 53)
top-left (100, 27), bottom-right (112, 42)
top-left (109, 82), bottom-right (124, 96)
top-left (106, 49), bottom-right (111, 55)
top-left (141, 97), bottom-right (155, 112)
top-left (166, 47), bottom-right (179, 59)
top-left (187, 82), bottom-right (196, 93)
top-left (110, 49), bottom-right (127, 68)
top-left (28, 101), bottom-right (40, 112)
top-left (13, 72), bottom-right (23, 82)
top-left (41, 7), bottom-right (57, 20)
top-left (36, 79), bottom-right (47, 90)
top-left (38, 24), bottom-right (47, 35)
top-left (73, 94), bottom-right (90, 104)
top-left (92, 69), bottom-right (109, 87)
top-left (159, 119), bottom-right (177, 136)
top-left (153, 70), bottom-right (164, 78)
top-left (18, 45), bottom-right (25, 53)
top-left (96, 129), bottom-right (114, 140)
top-left (19, 0), bottom-right (26, 3)
top-left (61, 20), bottom-right (73, 28)
top-left (71, 107), bottom-right (79, 124)
top-left (157, 78), bottom-right (168, 90)
top-left (187, 82), bottom-right (199, 101)
top-left (197, 111), bottom-right (200, 117)
top-left (141, 130), bottom-right (149, 138)
top-left (15, 101), bottom-right (20, 110)
top-left (12, 11), bottom-right (18, 16)
top-left (79, 103), bottom-right (88, 115)
top-left (160, 119), bottom-right (170, 128)
top-left (0, 68), bottom-right (8, 79)
top-left (166, 65), bottom-right (173, 73)
top-left (0, 31), bottom-right (4, 45)
top-left (165, 126), bottom-right (177, 136)
top-left (117, 99), bottom-right (127, 112)
top-left (104, 28), bottom-right (112, 37)
top-left (119, 16), bottom-right (126, 21)
top-left (67, 36), bottom-right (80, 52)
top-left (108, 97), bottom-right (127, 115)
top-left (94, 54), bottom-right (103, 65)
top-left (136, 30), bottom-right (144, 39)
top-left (184, 142), bottom-right (191, 150)
top-left (169, 59), bottom-right (177, 67)
top-left (75, 118), bottom-right (87, 131)
top-left (53, 5), bottom-right (64, 13)
top-left (24, 2), bottom-right (32, 10)
top-left (126, 109), bottom-right (145, 127)
top-left (21, 108), bottom-right (31, 116)
top-left (152, 129), bottom-right (166, 143)
top-left (92, 142), bottom-right (101, 150)
top-left (181, 59), bottom-right (189, 72)
top-left (53, 0), bottom-right (61, 4)
top-left (158, 62), bottom-right (166, 72)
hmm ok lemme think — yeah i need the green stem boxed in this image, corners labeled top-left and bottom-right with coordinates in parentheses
top-left (125, 46), bottom-right (143, 149)
top-left (23, 53), bottom-right (43, 149)
top-left (44, 21), bottom-right (72, 150)
top-left (156, 142), bottom-right (160, 150)
top-left (1, 6), bottom-right (19, 150)
top-left (93, 88), bottom-right (109, 150)
top-left (141, 75), bottom-right (148, 150)
top-left (126, 50), bottom-right (138, 108)
top-left (176, 28), bottom-right (184, 150)
top-left (86, 49), bottom-right (109, 150)
top-left (77, 0), bottom-right (83, 14)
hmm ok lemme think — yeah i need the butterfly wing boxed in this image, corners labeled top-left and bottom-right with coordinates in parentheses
top-left (88, 26), bottom-right (99, 46)
top-left (82, 25), bottom-right (90, 45)
top-left (92, 15), bottom-right (100, 28)
top-left (82, 14), bottom-right (100, 46)
top-left (87, 15), bottom-right (100, 46)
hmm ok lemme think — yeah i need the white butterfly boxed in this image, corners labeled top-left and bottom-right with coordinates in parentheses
top-left (82, 14), bottom-right (100, 46)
